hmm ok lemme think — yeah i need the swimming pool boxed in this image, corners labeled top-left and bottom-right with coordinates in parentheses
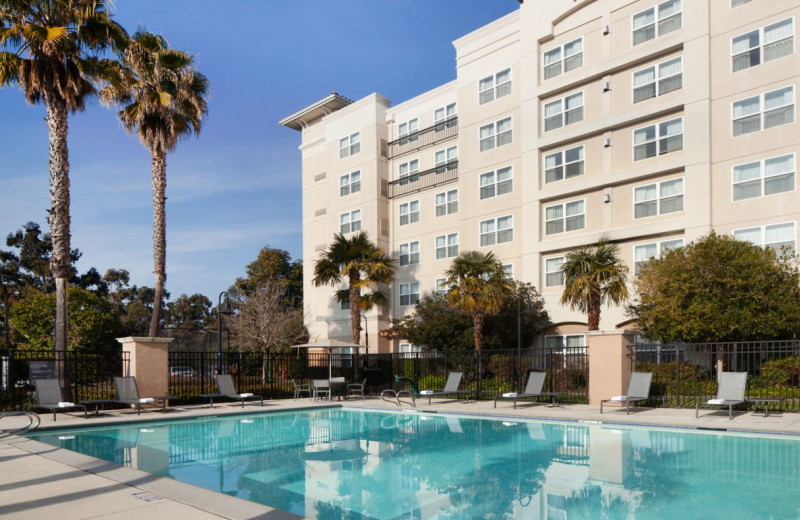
top-left (26, 408), bottom-right (800, 519)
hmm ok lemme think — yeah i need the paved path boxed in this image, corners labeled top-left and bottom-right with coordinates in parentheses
top-left (2, 397), bottom-right (799, 519)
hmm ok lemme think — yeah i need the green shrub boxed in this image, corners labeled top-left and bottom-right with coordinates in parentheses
top-left (760, 356), bottom-right (799, 387)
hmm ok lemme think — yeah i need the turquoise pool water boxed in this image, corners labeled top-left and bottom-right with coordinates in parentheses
top-left (26, 409), bottom-right (800, 519)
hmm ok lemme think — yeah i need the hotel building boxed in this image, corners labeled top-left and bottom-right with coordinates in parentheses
top-left (280, 0), bottom-right (799, 353)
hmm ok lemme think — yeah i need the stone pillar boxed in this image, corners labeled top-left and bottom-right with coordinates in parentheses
top-left (116, 337), bottom-right (174, 398)
top-left (587, 329), bottom-right (636, 406)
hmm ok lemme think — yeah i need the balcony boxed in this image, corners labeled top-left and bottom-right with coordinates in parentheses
top-left (388, 161), bottom-right (458, 199)
top-left (386, 117), bottom-right (458, 159)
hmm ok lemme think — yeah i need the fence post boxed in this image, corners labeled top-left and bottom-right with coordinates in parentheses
top-left (586, 330), bottom-right (637, 406)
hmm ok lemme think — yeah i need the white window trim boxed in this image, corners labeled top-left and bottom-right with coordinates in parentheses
top-left (544, 145), bottom-right (585, 184)
top-left (631, 0), bottom-right (683, 46)
top-left (543, 37), bottom-right (584, 80)
top-left (731, 85), bottom-right (795, 138)
top-left (479, 116), bottom-right (513, 152)
top-left (397, 117), bottom-right (419, 143)
top-left (340, 209), bottom-right (362, 234)
top-left (478, 67), bottom-right (513, 105)
top-left (732, 221), bottom-right (796, 252)
top-left (434, 146), bottom-right (458, 167)
top-left (634, 238), bottom-right (684, 274)
top-left (631, 56), bottom-right (683, 103)
top-left (339, 132), bottom-right (360, 159)
top-left (435, 233), bottom-right (459, 260)
top-left (398, 159), bottom-right (420, 184)
top-left (399, 281), bottom-right (421, 307)
top-left (632, 177), bottom-right (685, 219)
top-left (398, 241), bottom-right (420, 266)
top-left (434, 278), bottom-right (448, 296)
top-left (544, 256), bottom-right (566, 287)
top-left (545, 334), bottom-right (587, 350)
top-left (434, 103), bottom-right (458, 123)
top-left (339, 171), bottom-right (361, 197)
top-left (731, 153), bottom-right (796, 202)
top-left (434, 189), bottom-right (458, 217)
top-left (399, 199), bottom-right (420, 226)
top-left (502, 263), bottom-right (514, 282)
top-left (731, 0), bottom-right (754, 7)
top-left (632, 117), bottom-right (684, 162)
top-left (543, 91), bottom-right (584, 132)
top-left (479, 166), bottom-right (514, 200)
top-left (730, 17), bottom-right (794, 73)
top-left (478, 215), bottom-right (514, 247)
top-left (544, 199), bottom-right (586, 236)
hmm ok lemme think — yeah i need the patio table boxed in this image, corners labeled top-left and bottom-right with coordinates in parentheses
top-left (748, 397), bottom-right (782, 417)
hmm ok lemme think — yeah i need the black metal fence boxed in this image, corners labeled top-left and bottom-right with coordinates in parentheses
top-left (0, 349), bottom-right (129, 411)
top-left (634, 340), bottom-right (800, 412)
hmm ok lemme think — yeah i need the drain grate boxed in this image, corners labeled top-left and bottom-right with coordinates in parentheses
top-left (131, 491), bottom-right (164, 502)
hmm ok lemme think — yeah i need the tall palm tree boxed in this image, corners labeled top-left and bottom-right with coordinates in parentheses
top-left (312, 232), bottom-right (396, 344)
top-left (0, 0), bottom-right (126, 353)
top-left (101, 28), bottom-right (209, 337)
top-left (443, 250), bottom-right (512, 352)
top-left (560, 239), bottom-right (629, 331)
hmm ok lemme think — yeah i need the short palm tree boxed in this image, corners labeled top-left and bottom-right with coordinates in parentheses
top-left (443, 251), bottom-right (512, 352)
top-left (560, 239), bottom-right (629, 331)
top-left (313, 232), bottom-right (396, 344)
top-left (101, 29), bottom-right (209, 337)
top-left (0, 0), bottom-right (126, 352)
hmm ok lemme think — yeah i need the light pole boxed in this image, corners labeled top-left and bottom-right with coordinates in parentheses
top-left (361, 314), bottom-right (369, 355)
top-left (217, 292), bottom-right (234, 375)
top-left (1, 263), bottom-right (15, 350)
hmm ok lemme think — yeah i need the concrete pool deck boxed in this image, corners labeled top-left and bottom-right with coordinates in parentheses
top-left (3, 397), bottom-right (800, 519)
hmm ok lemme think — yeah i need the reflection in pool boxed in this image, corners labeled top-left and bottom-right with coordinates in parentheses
top-left (26, 409), bottom-right (800, 519)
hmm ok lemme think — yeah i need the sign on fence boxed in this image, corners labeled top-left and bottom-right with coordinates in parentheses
top-left (29, 360), bottom-right (55, 381)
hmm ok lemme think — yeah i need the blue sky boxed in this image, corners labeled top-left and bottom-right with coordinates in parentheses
top-left (0, 1), bottom-right (519, 302)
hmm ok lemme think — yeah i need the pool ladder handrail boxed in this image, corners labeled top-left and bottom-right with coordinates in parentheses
top-left (0, 410), bottom-right (42, 437)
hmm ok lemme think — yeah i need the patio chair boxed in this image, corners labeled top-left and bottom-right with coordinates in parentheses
top-left (347, 379), bottom-right (367, 400)
top-left (200, 374), bottom-right (263, 408)
top-left (600, 372), bottom-right (653, 414)
top-left (696, 371), bottom-right (747, 420)
top-left (419, 372), bottom-right (473, 405)
top-left (113, 376), bottom-right (175, 415)
top-left (312, 379), bottom-right (331, 401)
top-left (23, 379), bottom-right (87, 422)
top-left (494, 371), bottom-right (560, 409)
top-left (292, 379), bottom-right (312, 400)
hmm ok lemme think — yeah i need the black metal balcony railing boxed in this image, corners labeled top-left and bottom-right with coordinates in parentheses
top-left (387, 117), bottom-right (458, 159)
top-left (388, 161), bottom-right (458, 199)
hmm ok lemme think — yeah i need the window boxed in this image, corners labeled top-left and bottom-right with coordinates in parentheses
top-left (734, 222), bottom-right (796, 255)
top-left (544, 92), bottom-right (583, 131)
top-left (632, 0), bottom-right (682, 46)
top-left (399, 282), bottom-right (420, 306)
top-left (339, 171), bottom-right (361, 197)
top-left (399, 241), bottom-right (420, 266)
top-left (399, 159), bottom-right (419, 185)
top-left (545, 257), bottom-right (565, 287)
top-left (435, 189), bottom-right (458, 216)
top-left (339, 132), bottom-right (360, 158)
top-left (434, 278), bottom-right (448, 296)
top-left (434, 103), bottom-right (457, 131)
top-left (545, 200), bottom-right (585, 235)
top-left (634, 178), bottom-right (684, 218)
top-left (398, 118), bottom-right (419, 145)
top-left (435, 233), bottom-right (459, 259)
top-left (479, 167), bottom-right (513, 199)
top-left (733, 86), bottom-right (795, 136)
top-left (340, 299), bottom-right (350, 311)
top-left (435, 146), bottom-right (458, 172)
top-left (731, 0), bottom-right (754, 6)
top-left (340, 210), bottom-right (361, 234)
top-left (733, 154), bottom-right (795, 201)
top-left (633, 57), bottom-right (683, 103)
top-left (479, 216), bottom-right (513, 246)
top-left (479, 68), bottom-right (512, 105)
top-left (633, 117), bottom-right (683, 161)
top-left (399, 200), bottom-right (420, 226)
top-left (543, 38), bottom-right (583, 80)
top-left (732, 18), bottom-right (793, 72)
top-left (545, 335), bottom-right (586, 351)
top-left (634, 239), bottom-right (683, 273)
top-left (399, 343), bottom-right (421, 355)
top-left (502, 264), bottom-right (514, 281)
top-left (545, 145), bottom-right (585, 183)
top-left (479, 117), bottom-right (512, 151)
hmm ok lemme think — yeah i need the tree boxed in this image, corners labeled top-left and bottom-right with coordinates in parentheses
top-left (560, 239), bottom-right (629, 331)
top-left (235, 246), bottom-right (302, 307)
top-left (6, 222), bottom-right (82, 293)
top-left (100, 28), bottom-right (209, 337)
top-left (164, 293), bottom-right (212, 331)
top-left (443, 251), bottom-right (512, 352)
top-left (483, 282), bottom-right (551, 350)
top-left (313, 232), bottom-right (396, 344)
top-left (629, 233), bottom-right (800, 342)
top-left (1, 1), bottom-right (126, 352)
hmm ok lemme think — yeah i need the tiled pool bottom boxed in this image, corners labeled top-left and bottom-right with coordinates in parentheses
top-left (25, 408), bottom-right (800, 519)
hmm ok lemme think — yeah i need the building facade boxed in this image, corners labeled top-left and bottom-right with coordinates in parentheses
top-left (280, 0), bottom-right (799, 353)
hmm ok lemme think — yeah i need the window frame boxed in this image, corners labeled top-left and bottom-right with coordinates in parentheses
top-left (633, 177), bottom-right (685, 219)
top-left (339, 170), bottom-right (361, 197)
top-left (479, 215), bottom-right (514, 247)
top-left (434, 277), bottom-right (448, 296)
top-left (544, 145), bottom-right (585, 184)
top-left (434, 232), bottom-right (459, 260)
top-left (632, 56), bottom-right (683, 104)
top-left (399, 281), bottom-right (421, 307)
top-left (399, 200), bottom-right (420, 226)
top-left (479, 166), bottom-right (513, 200)
top-left (434, 145), bottom-right (458, 172)
top-left (731, 0), bottom-right (754, 7)
top-left (478, 68), bottom-right (512, 105)
top-left (398, 158), bottom-right (420, 186)
top-left (340, 209), bottom-right (362, 234)
top-left (732, 153), bottom-right (796, 201)
top-left (339, 132), bottom-right (361, 158)
top-left (543, 91), bottom-right (584, 132)
top-left (733, 221), bottom-right (796, 255)
top-left (631, 0), bottom-right (682, 47)
top-left (435, 189), bottom-right (458, 217)
top-left (544, 199), bottom-right (586, 236)
top-left (479, 116), bottom-right (513, 152)
top-left (545, 256), bottom-right (566, 287)
top-left (731, 17), bottom-right (794, 73)
top-left (543, 37), bottom-right (584, 80)
top-left (399, 240), bottom-right (420, 266)
top-left (632, 117), bottom-right (684, 161)
top-left (731, 85), bottom-right (795, 137)
top-left (398, 117), bottom-right (419, 145)
top-left (634, 238), bottom-right (684, 274)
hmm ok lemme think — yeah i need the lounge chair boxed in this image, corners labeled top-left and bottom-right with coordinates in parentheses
top-left (113, 376), bottom-right (175, 415)
top-left (600, 372), bottom-right (653, 414)
top-left (419, 372), bottom-right (473, 405)
top-left (494, 371), bottom-right (560, 409)
top-left (696, 371), bottom-right (747, 420)
top-left (347, 379), bottom-right (367, 400)
top-left (312, 379), bottom-right (331, 401)
top-left (23, 379), bottom-right (87, 421)
top-left (292, 379), bottom-right (311, 400)
top-left (200, 374), bottom-right (263, 408)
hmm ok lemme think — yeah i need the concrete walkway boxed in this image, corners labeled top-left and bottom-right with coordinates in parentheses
top-left (2, 397), bottom-right (799, 519)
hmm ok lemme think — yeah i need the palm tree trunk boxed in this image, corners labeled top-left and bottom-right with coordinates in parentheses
top-left (473, 310), bottom-right (483, 400)
top-left (45, 93), bottom-right (73, 394)
top-left (349, 272), bottom-right (360, 345)
top-left (588, 293), bottom-right (601, 331)
top-left (149, 150), bottom-right (167, 338)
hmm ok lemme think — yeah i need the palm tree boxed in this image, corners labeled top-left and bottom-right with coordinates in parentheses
top-left (560, 239), bottom-right (629, 331)
top-left (101, 29), bottom-right (209, 337)
top-left (312, 232), bottom-right (396, 344)
top-left (443, 251), bottom-right (512, 352)
top-left (0, 0), bottom-right (126, 353)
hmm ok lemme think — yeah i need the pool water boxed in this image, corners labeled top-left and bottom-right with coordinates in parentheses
top-left (26, 409), bottom-right (800, 519)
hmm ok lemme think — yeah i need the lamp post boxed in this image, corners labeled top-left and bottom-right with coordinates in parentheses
top-left (1, 263), bottom-right (15, 350)
top-left (217, 292), bottom-right (235, 375)
top-left (361, 314), bottom-right (369, 355)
